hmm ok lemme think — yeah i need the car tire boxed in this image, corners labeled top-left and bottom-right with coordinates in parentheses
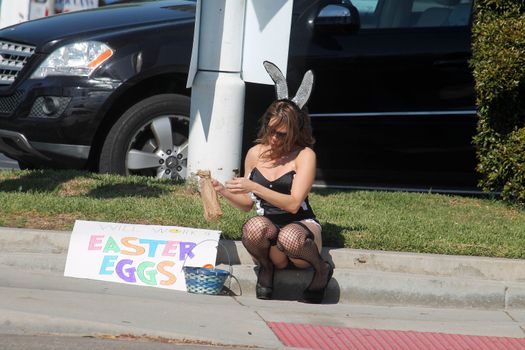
top-left (99, 94), bottom-right (190, 179)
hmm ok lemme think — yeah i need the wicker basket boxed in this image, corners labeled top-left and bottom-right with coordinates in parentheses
top-left (183, 266), bottom-right (230, 295)
top-left (182, 239), bottom-right (232, 295)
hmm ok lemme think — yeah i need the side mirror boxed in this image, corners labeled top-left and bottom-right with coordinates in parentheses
top-left (314, 4), bottom-right (360, 35)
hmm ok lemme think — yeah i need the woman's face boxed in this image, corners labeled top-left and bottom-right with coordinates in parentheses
top-left (268, 117), bottom-right (288, 148)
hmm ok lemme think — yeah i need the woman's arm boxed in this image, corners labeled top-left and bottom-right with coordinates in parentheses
top-left (212, 146), bottom-right (258, 212)
top-left (225, 147), bottom-right (316, 214)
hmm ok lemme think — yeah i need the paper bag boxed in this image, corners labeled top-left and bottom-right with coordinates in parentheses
top-left (196, 170), bottom-right (222, 222)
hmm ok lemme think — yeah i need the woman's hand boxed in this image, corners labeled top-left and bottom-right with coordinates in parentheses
top-left (210, 177), bottom-right (253, 211)
top-left (211, 179), bottom-right (225, 195)
top-left (225, 177), bottom-right (255, 194)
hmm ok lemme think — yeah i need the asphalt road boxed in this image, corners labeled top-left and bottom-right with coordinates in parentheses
top-left (0, 153), bottom-right (19, 170)
top-left (1, 334), bottom-right (253, 350)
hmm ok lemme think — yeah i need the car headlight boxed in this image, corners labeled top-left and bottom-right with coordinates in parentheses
top-left (31, 41), bottom-right (114, 79)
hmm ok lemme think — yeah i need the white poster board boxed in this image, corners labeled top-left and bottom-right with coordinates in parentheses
top-left (64, 220), bottom-right (221, 291)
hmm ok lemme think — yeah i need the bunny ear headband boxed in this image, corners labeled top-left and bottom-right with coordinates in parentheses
top-left (263, 61), bottom-right (314, 110)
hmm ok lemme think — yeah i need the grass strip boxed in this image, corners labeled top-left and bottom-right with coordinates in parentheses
top-left (0, 169), bottom-right (524, 259)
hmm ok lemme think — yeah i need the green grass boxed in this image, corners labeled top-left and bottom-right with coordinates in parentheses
top-left (1, 169), bottom-right (524, 259)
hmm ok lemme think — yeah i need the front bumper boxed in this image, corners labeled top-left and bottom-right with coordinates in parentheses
top-left (0, 129), bottom-right (49, 160)
top-left (0, 128), bottom-right (91, 168)
top-left (0, 76), bottom-right (119, 167)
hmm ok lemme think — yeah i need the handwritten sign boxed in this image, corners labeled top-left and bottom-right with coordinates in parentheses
top-left (64, 220), bottom-right (221, 291)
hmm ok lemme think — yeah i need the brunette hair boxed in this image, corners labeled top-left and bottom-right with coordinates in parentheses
top-left (256, 99), bottom-right (315, 159)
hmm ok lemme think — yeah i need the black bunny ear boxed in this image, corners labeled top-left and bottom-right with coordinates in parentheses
top-left (263, 61), bottom-right (289, 100)
top-left (291, 70), bottom-right (314, 109)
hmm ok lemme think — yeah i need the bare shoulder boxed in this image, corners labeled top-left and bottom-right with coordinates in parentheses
top-left (294, 147), bottom-right (316, 171)
top-left (246, 144), bottom-right (262, 161)
top-left (296, 147), bottom-right (316, 162)
top-left (244, 145), bottom-right (261, 174)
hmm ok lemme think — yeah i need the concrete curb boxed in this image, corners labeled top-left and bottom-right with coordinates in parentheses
top-left (228, 265), bottom-right (525, 309)
top-left (217, 240), bottom-right (525, 281)
top-left (0, 227), bottom-right (69, 254)
top-left (1, 227), bottom-right (525, 309)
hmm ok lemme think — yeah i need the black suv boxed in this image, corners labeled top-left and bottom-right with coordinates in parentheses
top-left (0, 0), bottom-right (476, 189)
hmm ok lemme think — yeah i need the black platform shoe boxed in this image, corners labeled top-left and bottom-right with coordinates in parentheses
top-left (299, 261), bottom-right (334, 304)
top-left (256, 283), bottom-right (273, 300)
top-left (255, 265), bottom-right (274, 300)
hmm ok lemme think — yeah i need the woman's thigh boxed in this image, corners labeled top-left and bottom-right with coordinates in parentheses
top-left (287, 220), bottom-right (323, 269)
top-left (269, 246), bottom-right (288, 269)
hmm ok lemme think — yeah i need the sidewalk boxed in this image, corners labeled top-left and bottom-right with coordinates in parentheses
top-left (1, 226), bottom-right (525, 349)
top-left (1, 226), bottom-right (525, 310)
top-left (0, 266), bottom-right (525, 350)
top-left (2, 262), bottom-right (524, 348)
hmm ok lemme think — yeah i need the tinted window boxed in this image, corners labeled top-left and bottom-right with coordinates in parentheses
top-left (411, 0), bottom-right (472, 27)
top-left (345, 0), bottom-right (379, 28)
top-left (346, 0), bottom-right (473, 29)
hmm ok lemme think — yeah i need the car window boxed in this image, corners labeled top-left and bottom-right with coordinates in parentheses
top-left (99, 0), bottom-right (193, 5)
top-left (343, 0), bottom-right (379, 28)
top-left (411, 0), bottom-right (473, 27)
top-left (343, 0), bottom-right (473, 29)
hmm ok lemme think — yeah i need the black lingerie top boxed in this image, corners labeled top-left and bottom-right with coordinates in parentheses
top-left (249, 167), bottom-right (317, 227)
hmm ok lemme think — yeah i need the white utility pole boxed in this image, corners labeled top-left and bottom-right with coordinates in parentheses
top-left (187, 0), bottom-right (246, 184)
top-left (0, 0), bottom-right (30, 28)
top-left (187, 0), bottom-right (294, 185)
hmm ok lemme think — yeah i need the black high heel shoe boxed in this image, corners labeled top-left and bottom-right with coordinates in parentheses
top-left (256, 283), bottom-right (273, 300)
top-left (255, 265), bottom-right (274, 300)
top-left (299, 261), bottom-right (334, 304)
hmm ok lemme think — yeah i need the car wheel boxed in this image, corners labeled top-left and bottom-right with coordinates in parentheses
top-left (99, 94), bottom-right (190, 180)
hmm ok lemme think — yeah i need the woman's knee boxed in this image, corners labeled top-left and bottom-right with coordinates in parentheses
top-left (241, 216), bottom-right (278, 243)
top-left (276, 225), bottom-right (305, 253)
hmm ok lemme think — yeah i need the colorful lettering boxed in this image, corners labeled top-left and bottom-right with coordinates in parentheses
top-left (162, 241), bottom-right (179, 257)
top-left (157, 261), bottom-right (177, 286)
top-left (137, 261), bottom-right (157, 285)
top-left (180, 242), bottom-right (197, 260)
top-left (120, 237), bottom-right (145, 256)
top-left (99, 255), bottom-right (117, 275)
top-left (115, 259), bottom-right (136, 282)
top-left (88, 235), bottom-right (104, 250)
top-left (103, 236), bottom-right (121, 253)
top-left (139, 239), bottom-right (167, 258)
top-left (87, 229), bottom-right (218, 288)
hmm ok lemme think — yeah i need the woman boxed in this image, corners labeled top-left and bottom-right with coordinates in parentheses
top-left (212, 62), bottom-right (333, 303)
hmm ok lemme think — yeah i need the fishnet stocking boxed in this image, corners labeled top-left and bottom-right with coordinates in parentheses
top-left (241, 216), bottom-right (279, 288)
top-left (277, 223), bottom-right (330, 291)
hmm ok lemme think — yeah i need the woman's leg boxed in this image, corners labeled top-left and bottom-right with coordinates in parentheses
top-left (270, 221), bottom-right (322, 270)
top-left (288, 220), bottom-right (322, 268)
top-left (276, 220), bottom-right (332, 302)
top-left (241, 216), bottom-right (279, 290)
top-left (269, 246), bottom-right (289, 269)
